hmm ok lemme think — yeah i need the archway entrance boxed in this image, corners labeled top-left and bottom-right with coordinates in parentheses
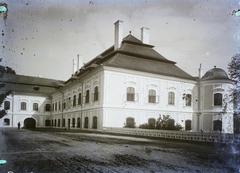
top-left (24, 118), bottom-right (36, 128)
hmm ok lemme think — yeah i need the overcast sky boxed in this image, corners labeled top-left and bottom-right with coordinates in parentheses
top-left (1, 0), bottom-right (239, 80)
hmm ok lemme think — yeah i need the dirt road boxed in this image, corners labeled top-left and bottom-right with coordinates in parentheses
top-left (0, 128), bottom-right (239, 173)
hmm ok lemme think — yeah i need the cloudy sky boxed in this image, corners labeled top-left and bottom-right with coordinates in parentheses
top-left (1, 0), bottom-right (239, 80)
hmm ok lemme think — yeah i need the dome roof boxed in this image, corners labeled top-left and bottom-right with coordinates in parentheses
top-left (202, 67), bottom-right (229, 80)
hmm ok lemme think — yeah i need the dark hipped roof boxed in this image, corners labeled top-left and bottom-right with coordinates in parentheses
top-left (103, 34), bottom-right (195, 80)
top-left (0, 73), bottom-right (64, 94)
top-left (68, 34), bottom-right (196, 82)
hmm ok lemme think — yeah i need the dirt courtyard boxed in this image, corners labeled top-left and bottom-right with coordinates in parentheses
top-left (0, 128), bottom-right (240, 173)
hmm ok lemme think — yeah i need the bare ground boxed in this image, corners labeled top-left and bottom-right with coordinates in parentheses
top-left (0, 128), bottom-right (240, 173)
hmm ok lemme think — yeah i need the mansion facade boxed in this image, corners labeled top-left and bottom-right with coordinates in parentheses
top-left (0, 20), bottom-right (234, 133)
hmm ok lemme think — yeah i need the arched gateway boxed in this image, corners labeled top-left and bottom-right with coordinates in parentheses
top-left (24, 118), bottom-right (36, 128)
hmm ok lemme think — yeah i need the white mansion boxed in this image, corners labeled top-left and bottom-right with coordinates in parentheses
top-left (0, 20), bottom-right (234, 133)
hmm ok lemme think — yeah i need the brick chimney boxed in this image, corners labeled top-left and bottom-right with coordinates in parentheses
top-left (114, 20), bottom-right (123, 50)
top-left (141, 27), bottom-right (150, 44)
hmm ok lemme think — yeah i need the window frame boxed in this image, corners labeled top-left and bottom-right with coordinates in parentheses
top-left (214, 93), bottom-right (223, 106)
top-left (4, 101), bottom-right (10, 110)
top-left (127, 87), bottom-right (135, 102)
top-left (21, 102), bottom-right (27, 111)
top-left (148, 89), bottom-right (156, 103)
top-left (94, 86), bottom-right (99, 101)
top-left (33, 102), bottom-right (38, 111)
top-left (168, 91), bottom-right (175, 105)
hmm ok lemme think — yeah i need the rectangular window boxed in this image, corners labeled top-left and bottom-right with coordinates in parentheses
top-left (214, 93), bottom-right (222, 106)
top-left (168, 92), bottom-right (175, 105)
top-left (33, 103), bottom-right (38, 111)
top-left (148, 90), bottom-right (156, 103)
top-left (86, 90), bottom-right (90, 103)
top-left (4, 101), bottom-right (10, 110)
top-left (78, 93), bottom-right (82, 105)
top-left (59, 101), bottom-right (61, 111)
top-left (55, 102), bottom-right (57, 111)
top-left (52, 104), bottom-right (54, 112)
top-left (21, 102), bottom-right (27, 110)
top-left (73, 95), bottom-right (76, 106)
top-left (94, 87), bottom-right (99, 101)
top-left (127, 87), bottom-right (135, 101)
top-left (185, 94), bottom-right (192, 106)
top-left (45, 104), bottom-right (50, 111)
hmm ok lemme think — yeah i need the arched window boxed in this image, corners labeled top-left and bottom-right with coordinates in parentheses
top-left (72, 118), bottom-right (75, 127)
top-left (84, 117), bottom-right (89, 128)
top-left (127, 87), bottom-right (135, 101)
top-left (33, 103), bottom-right (38, 111)
top-left (77, 117), bottom-right (81, 128)
top-left (185, 94), bottom-right (192, 106)
top-left (4, 101), bottom-right (10, 110)
top-left (94, 86), bottom-right (99, 101)
top-left (86, 90), bottom-right (90, 103)
top-left (125, 117), bottom-right (135, 128)
top-left (92, 116), bottom-right (97, 129)
top-left (168, 92), bottom-right (175, 105)
top-left (62, 118), bottom-right (65, 127)
top-left (214, 93), bottom-right (222, 106)
top-left (185, 120), bottom-right (191, 131)
top-left (148, 118), bottom-right (156, 129)
top-left (73, 95), bottom-right (76, 106)
top-left (148, 90), bottom-right (156, 103)
top-left (21, 102), bottom-right (27, 110)
top-left (78, 93), bottom-right (82, 105)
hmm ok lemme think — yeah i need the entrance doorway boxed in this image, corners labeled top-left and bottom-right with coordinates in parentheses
top-left (24, 118), bottom-right (36, 128)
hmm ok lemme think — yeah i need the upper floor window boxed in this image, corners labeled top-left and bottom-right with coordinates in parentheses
top-left (33, 103), bottom-right (38, 111)
top-left (4, 101), bottom-right (10, 110)
top-left (45, 104), bottom-right (51, 111)
top-left (168, 92), bottom-right (175, 105)
top-left (127, 87), bottom-right (135, 101)
top-left (148, 89), bottom-right (156, 103)
top-left (52, 104), bottom-right (54, 112)
top-left (78, 93), bottom-right (82, 105)
top-left (73, 95), bottom-right (76, 106)
top-left (185, 94), bottom-right (192, 106)
top-left (59, 101), bottom-right (61, 111)
top-left (55, 102), bottom-right (57, 111)
top-left (86, 90), bottom-right (90, 103)
top-left (214, 93), bottom-right (222, 106)
top-left (21, 102), bottom-right (27, 110)
top-left (94, 86), bottom-right (99, 101)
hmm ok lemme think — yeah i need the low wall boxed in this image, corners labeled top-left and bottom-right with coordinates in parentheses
top-left (105, 127), bottom-right (240, 143)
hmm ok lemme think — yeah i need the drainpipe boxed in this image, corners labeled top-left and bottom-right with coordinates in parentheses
top-left (11, 92), bottom-right (15, 127)
top-left (80, 81), bottom-right (83, 130)
top-left (60, 88), bottom-right (64, 129)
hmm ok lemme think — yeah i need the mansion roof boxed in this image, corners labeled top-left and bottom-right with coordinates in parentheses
top-left (0, 73), bottom-right (64, 94)
top-left (73, 34), bottom-right (196, 81)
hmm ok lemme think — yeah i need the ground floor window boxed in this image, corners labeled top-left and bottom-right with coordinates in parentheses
top-left (58, 119), bottom-right (60, 127)
top-left (185, 120), bottom-right (191, 131)
top-left (148, 118), bottom-right (156, 129)
top-left (213, 120), bottom-right (222, 132)
top-left (4, 118), bottom-right (10, 125)
top-left (92, 116), bottom-right (97, 129)
top-left (125, 117), bottom-right (135, 128)
top-left (77, 117), bottom-right (81, 128)
top-left (72, 118), bottom-right (75, 127)
top-left (45, 120), bottom-right (50, 126)
top-left (62, 118), bottom-right (65, 127)
top-left (84, 117), bottom-right (88, 128)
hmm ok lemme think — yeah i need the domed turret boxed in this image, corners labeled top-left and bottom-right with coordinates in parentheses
top-left (201, 66), bottom-right (229, 81)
